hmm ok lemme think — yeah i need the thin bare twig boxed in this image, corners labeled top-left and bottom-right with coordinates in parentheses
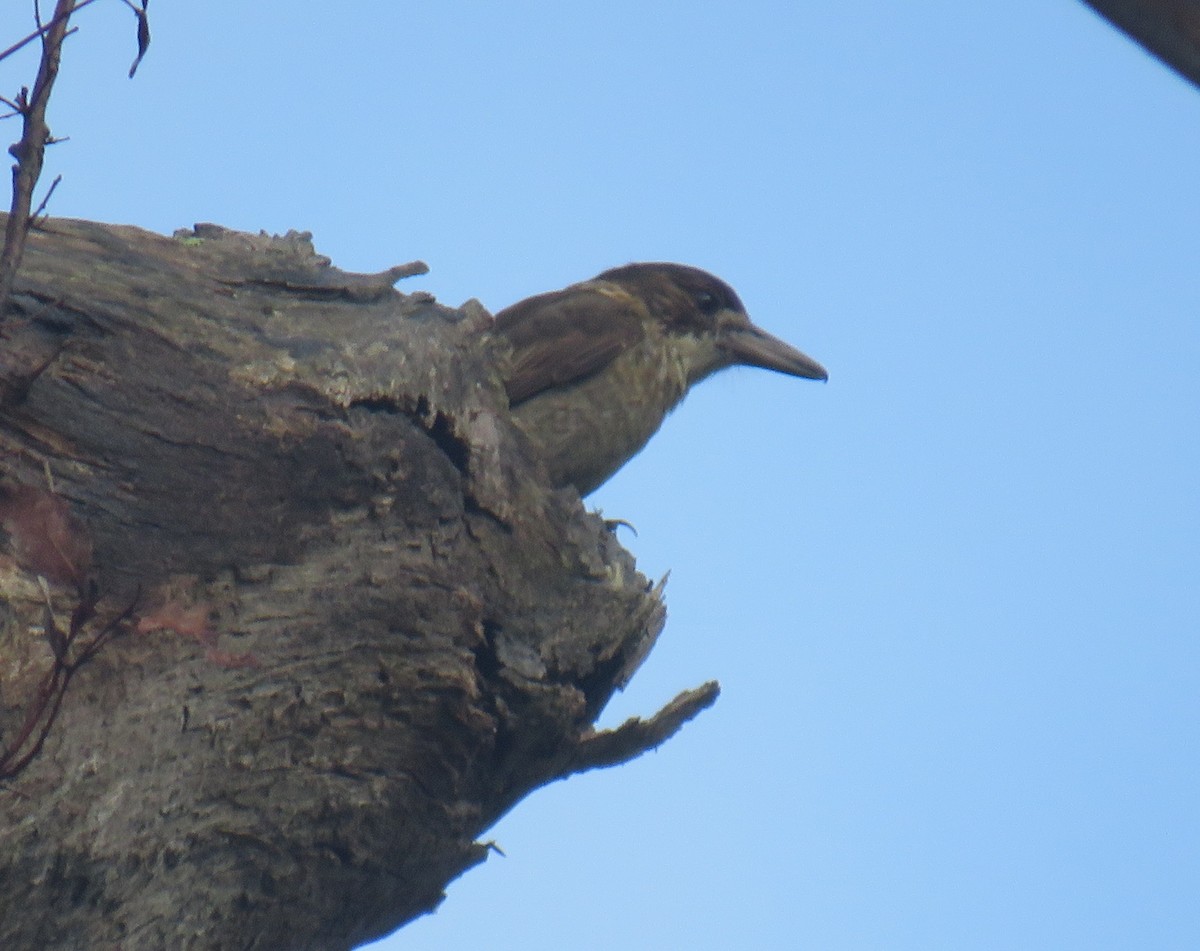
top-left (30, 172), bottom-right (60, 222)
top-left (0, 588), bottom-right (139, 782)
top-left (119, 0), bottom-right (150, 78)
top-left (0, 0), bottom-right (78, 317)
top-left (0, 0), bottom-right (100, 68)
top-left (0, 1), bottom-right (153, 317)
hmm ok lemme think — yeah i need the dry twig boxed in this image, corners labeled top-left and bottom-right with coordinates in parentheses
top-left (0, 0), bottom-right (78, 316)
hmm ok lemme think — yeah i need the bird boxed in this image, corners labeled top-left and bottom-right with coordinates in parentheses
top-left (491, 262), bottom-right (827, 496)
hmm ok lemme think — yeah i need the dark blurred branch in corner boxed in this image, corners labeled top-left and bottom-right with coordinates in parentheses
top-left (1082, 0), bottom-right (1200, 88)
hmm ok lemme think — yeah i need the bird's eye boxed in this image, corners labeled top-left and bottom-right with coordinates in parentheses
top-left (694, 290), bottom-right (721, 315)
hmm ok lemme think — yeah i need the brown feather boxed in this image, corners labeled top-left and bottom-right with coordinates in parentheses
top-left (493, 283), bottom-right (648, 405)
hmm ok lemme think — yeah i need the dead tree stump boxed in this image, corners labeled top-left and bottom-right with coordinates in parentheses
top-left (0, 216), bottom-right (716, 950)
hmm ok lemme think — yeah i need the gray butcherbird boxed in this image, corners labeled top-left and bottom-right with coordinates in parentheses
top-left (492, 262), bottom-right (827, 496)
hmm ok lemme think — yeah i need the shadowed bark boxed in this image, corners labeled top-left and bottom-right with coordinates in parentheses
top-left (0, 216), bottom-right (717, 950)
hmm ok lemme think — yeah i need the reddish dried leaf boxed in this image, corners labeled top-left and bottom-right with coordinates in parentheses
top-left (136, 600), bottom-right (258, 667)
top-left (135, 601), bottom-right (219, 648)
top-left (0, 484), bottom-right (92, 586)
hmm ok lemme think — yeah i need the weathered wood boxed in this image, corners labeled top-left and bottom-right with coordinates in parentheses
top-left (0, 217), bottom-right (716, 950)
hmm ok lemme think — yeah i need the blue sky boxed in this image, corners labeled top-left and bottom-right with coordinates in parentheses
top-left (13, 2), bottom-right (1200, 949)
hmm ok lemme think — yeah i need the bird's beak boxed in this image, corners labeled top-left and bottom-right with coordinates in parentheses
top-left (720, 321), bottom-right (828, 381)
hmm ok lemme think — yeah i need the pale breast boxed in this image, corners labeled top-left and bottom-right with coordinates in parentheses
top-left (510, 335), bottom-right (706, 495)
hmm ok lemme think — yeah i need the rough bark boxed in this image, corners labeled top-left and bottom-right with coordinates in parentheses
top-left (0, 216), bottom-right (717, 950)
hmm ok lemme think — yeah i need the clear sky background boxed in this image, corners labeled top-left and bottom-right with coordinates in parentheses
top-left (10, 2), bottom-right (1199, 949)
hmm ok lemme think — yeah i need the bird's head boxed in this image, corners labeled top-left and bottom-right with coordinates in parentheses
top-left (595, 262), bottom-right (828, 385)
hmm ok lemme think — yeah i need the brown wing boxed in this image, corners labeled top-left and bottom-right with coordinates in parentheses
top-left (493, 283), bottom-right (647, 406)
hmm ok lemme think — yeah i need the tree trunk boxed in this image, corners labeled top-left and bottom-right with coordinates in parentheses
top-left (0, 216), bottom-right (716, 950)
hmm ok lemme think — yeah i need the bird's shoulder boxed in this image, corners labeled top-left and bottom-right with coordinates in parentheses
top-left (492, 281), bottom-right (649, 405)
